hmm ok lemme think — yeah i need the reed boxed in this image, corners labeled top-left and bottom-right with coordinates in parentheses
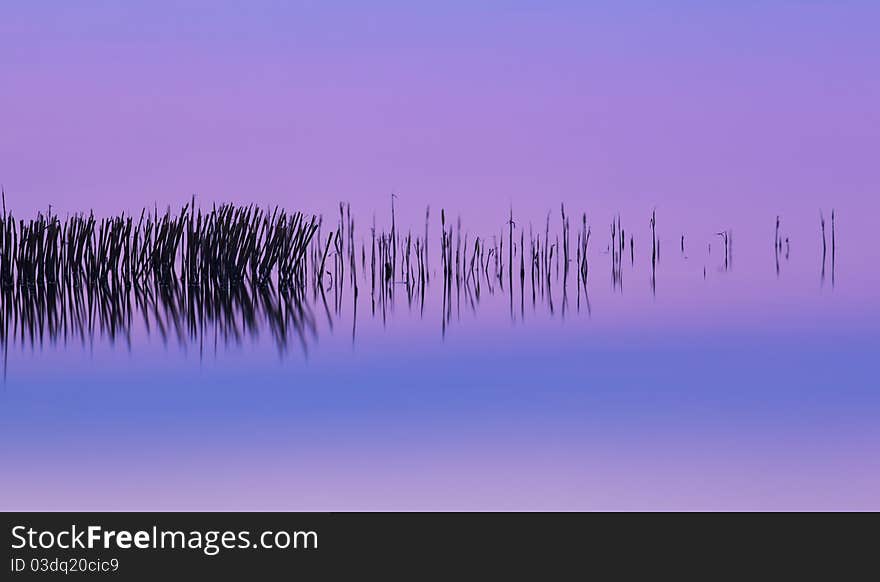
top-left (0, 196), bottom-right (841, 352)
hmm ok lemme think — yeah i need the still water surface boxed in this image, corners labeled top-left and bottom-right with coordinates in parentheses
top-left (1, 209), bottom-right (877, 510)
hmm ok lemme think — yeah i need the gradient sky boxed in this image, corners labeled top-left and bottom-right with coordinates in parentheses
top-left (2, 3), bottom-right (879, 510)
top-left (1, 1), bottom-right (879, 227)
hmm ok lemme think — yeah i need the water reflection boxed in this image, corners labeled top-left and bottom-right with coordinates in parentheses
top-left (0, 276), bottom-right (319, 361)
top-left (0, 203), bottom-right (844, 367)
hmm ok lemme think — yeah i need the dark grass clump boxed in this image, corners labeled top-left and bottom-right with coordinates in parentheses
top-left (0, 191), bottom-right (841, 360)
top-left (0, 198), bottom-right (318, 290)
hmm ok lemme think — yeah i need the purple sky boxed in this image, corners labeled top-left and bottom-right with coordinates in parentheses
top-left (1, 1), bottom-right (878, 229)
top-left (4, 3), bottom-right (880, 512)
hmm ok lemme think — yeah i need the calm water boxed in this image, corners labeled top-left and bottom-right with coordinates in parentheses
top-left (1, 208), bottom-right (877, 510)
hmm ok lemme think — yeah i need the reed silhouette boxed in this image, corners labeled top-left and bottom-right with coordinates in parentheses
top-left (0, 194), bottom-right (839, 364)
top-left (649, 210), bottom-right (658, 295)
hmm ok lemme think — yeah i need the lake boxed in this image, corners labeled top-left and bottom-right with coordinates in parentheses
top-left (1, 205), bottom-right (877, 510)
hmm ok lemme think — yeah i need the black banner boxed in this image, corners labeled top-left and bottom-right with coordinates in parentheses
top-left (1, 512), bottom-right (873, 578)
